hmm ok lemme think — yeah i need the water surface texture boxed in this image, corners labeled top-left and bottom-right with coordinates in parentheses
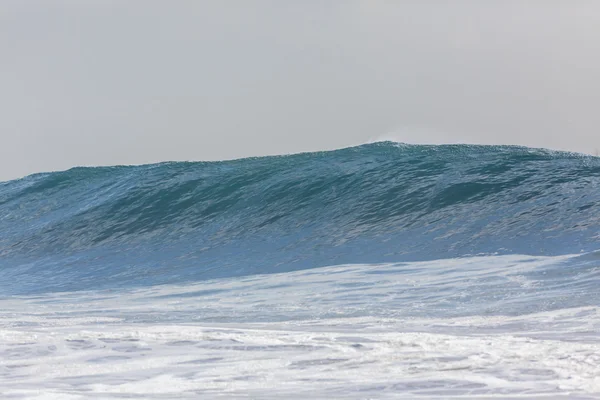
top-left (1, 143), bottom-right (600, 398)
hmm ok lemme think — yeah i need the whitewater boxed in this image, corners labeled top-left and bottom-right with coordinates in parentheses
top-left (1, 142), bottom-right (600, 399)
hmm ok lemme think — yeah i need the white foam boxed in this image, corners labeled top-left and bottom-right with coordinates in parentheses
top-left (2, 311), bottom-right (600, 399)
top-left (1, 254), bottom-right (599, 398)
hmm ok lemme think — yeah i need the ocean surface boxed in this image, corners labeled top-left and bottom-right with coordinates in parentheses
top-left (1, 142), bottom-right (600, 399)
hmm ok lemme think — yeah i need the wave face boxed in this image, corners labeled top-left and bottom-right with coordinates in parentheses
top-left (1, 142), bottom-right (600, 295)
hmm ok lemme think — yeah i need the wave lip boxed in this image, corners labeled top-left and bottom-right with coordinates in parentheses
top-left (1, 142), bottom-right (600, 294)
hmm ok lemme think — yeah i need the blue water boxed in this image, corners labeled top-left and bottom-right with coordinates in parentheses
top-left (2, 142), bottom-right (600, 398)
top-left (2, 142), bottom-right (600, 295)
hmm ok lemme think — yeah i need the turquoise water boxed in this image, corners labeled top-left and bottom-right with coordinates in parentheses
top-left (2, 142), bottom-right (599, 295)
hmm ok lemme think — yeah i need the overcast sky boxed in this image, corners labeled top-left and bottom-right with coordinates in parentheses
top-left (1, 1), bottom-right (600, 181)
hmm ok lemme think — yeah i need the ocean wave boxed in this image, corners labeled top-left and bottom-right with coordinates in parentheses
top-left (1, 142), bottom-right (599, 294)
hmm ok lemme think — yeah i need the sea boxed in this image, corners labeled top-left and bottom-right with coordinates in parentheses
top-left (1, 142), bottom-right (600, 399)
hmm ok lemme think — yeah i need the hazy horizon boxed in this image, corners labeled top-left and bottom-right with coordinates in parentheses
top-left (2, 1), bottom-right (600, 181)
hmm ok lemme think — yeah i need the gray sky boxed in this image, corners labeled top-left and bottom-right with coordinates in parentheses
top-left (2, 1), bottom-right (600, 181)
